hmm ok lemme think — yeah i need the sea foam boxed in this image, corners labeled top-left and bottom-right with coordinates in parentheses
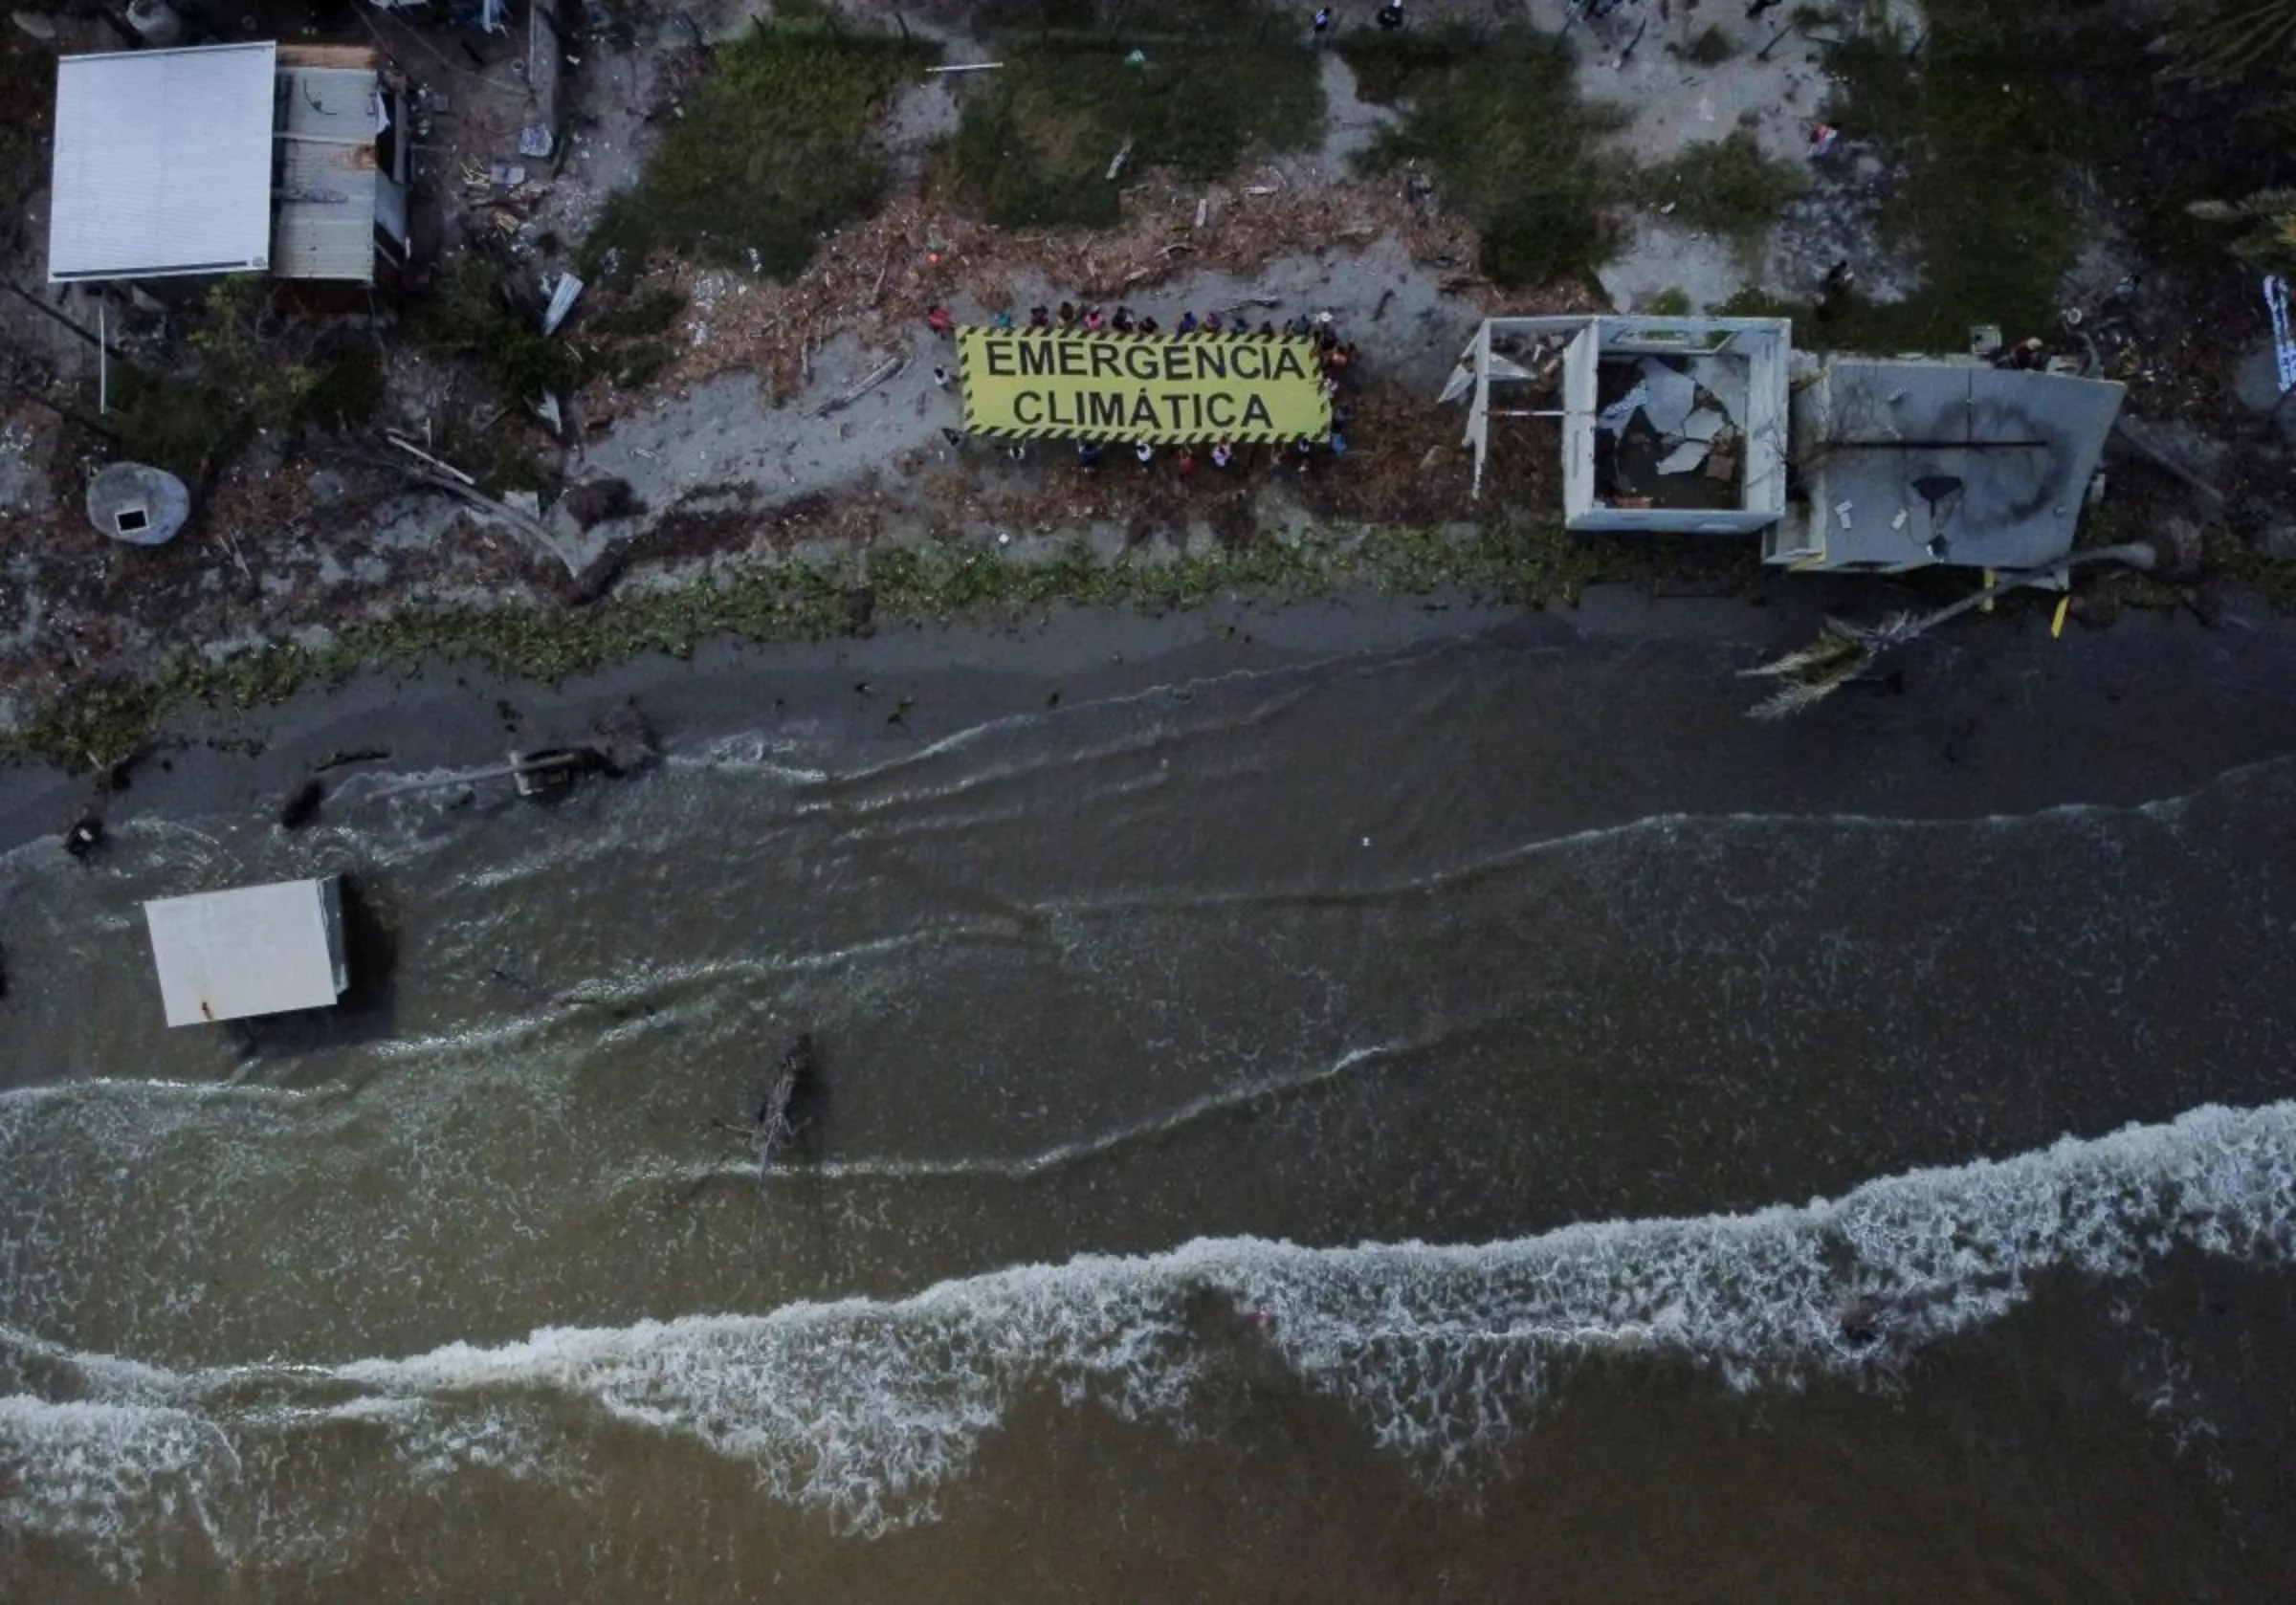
top-left (4, 1098), bottom-right (2293, 1565)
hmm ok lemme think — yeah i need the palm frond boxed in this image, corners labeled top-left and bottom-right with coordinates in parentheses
top-left (1746, 676), bottom-right (1850, 720)
top-left (1738, 619), bottom-right (1876, 681)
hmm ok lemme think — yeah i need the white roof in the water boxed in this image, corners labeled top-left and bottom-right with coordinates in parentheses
top-left (144, 876), bottom-right (347, 1027)
top-left (47, 42), bottom-right (277, 283)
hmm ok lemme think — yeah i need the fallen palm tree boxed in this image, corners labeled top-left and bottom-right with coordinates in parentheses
top-left (1741, 541), bottom-right (2160, 719)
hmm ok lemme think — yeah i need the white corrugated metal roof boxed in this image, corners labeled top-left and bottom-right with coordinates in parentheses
top-left (47, 43), bottom-right (277, 283)
top-left (274, 66), bottom-right (382, 283)
top-left (144, 877), bottom-right (347, 1027)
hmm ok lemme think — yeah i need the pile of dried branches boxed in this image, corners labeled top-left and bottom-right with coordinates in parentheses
top-left (633, 160), bottom-right (1487, 403)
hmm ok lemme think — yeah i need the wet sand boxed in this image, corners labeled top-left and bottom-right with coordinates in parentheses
top-left (6, 581), bottom-right (2293, 855)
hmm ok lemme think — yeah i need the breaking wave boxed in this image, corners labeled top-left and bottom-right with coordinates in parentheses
top-left (4, 1098), bottom-right (2293, 1570)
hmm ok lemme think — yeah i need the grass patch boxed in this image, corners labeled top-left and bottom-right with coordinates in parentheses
top-left (943, 8), bottom-right (1321, 228)
top-left (582, 18), bottom-right (936, 283)
top-left (1802, 13), bottom-right (2128, 350)
top-left (1341, 26), bottom-right (1625, 288)
top-left (1628, 128), bottom-right (1807, 244)
top-left (570, 287), bottom-right (688, 390)
top-left (583, 288), bottom-right (689, 341)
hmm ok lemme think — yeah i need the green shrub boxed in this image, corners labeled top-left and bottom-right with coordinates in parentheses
top-left (1686, 25), bottom-right (1735, 65)
top-left (1630, 128), bottom-right (1807, 243)
top-left (300, 352), bottom-right (386, 430)
top-left (1342, 27), bottom-right (1626, 288)
top-left (582, 20), bottom-right (937, 282)
top-left (421, 257), bottom-right (570, 403)
top-left (943, 26), bottom-right (1321, 228)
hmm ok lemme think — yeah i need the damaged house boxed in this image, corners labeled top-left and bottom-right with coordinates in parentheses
top-left (1446, 315), bottom-right (1791, 534)
top-left (46, 40), bottom-right (412, 293)
top-left (1444, 315), bottom-right (2126, 577)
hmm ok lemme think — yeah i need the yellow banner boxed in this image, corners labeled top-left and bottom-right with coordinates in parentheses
top-left (957, 328), bottom-right (1333, 444)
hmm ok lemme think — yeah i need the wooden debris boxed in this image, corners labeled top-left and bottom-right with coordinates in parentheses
top-left (383, 432), bottom-right (475, 486)
top-left (750, 1033), bottom-right (813, 1186)
top-left (812, 356), bottom-right (907, 419)
top-left (278, 779), bottom-right (324, 830)
top-left (366, 442), bottom-right (581, 578)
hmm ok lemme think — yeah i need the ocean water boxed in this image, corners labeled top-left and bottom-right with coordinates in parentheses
top-left (2, 632), bottom-right (2293, 1600)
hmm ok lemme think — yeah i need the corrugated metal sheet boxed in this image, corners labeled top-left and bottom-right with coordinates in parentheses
top-left (274, 66), bottom-right (383, 282)
top-left (47, 43), bottom-right (277, 282)
top-left (275, 67), bottom-right (383, 283)
top-left (144, 877), bottom-right (348, 1027)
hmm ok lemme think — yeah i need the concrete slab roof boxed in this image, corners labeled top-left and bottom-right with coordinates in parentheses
top-left (144, 877), bottom-right (347, 1026)
top-left (1794, 359), bottom-right (2125, 572)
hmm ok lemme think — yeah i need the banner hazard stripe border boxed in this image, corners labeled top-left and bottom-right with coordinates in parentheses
top-left (956, 326), bottom-right (1333, 445)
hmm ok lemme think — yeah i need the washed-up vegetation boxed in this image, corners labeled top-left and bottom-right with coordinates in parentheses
top-left (582, 16), bottom-right (938, 284)
top-left (8, 516), bottom-right (1773, 773)
top-left (1340, 26), bottom-right (1624, 289)
top-left (944, 4), bottom-right (1322, 228)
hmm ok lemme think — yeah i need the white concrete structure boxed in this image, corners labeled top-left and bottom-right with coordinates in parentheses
top-left (1766, 357), bottom-right (2125, 574)
top-left (144, 876), bottom-right (349, 1027)
top-left (1446, 316), bottom-right (1791, 534)
top-left (47, 42), bottom-right (277, 283)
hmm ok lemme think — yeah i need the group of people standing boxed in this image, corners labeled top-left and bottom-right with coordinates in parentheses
top-left (1314, 4), bottom-right (1407, 35)
top-left (924, 298), bottom-right (1366, 477)
top-left (1070, 305), bottom-right (1365, 479)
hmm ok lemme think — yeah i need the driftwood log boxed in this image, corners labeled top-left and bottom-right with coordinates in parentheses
top-left (684, 1033), bottom-right (818, 1205)
top-left (343, 440), bottom-right (585, 578)
top-left (750, 1032), bottom-right (814, 1186)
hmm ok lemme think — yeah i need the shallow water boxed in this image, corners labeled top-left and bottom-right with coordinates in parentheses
top-left (3, 632), bottom-right (2294, 1599)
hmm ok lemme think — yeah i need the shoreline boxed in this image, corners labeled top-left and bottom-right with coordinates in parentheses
top-left (9, 572), bottom-right (2296, 857)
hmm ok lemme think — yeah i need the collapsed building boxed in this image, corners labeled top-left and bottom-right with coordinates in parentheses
top-left (1444, 315), bottom-right (2125, 577)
